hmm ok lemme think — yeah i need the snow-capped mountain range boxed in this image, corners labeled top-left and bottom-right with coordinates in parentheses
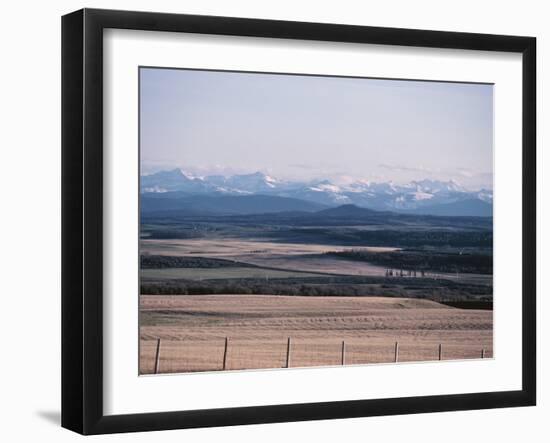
top-left (141, 169), bottom-right (493, 216)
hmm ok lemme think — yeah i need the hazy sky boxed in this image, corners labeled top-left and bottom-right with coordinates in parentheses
top-left (140, 67), bottom-right (493, 190)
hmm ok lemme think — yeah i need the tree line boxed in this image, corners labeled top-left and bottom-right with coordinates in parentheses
top-left (326, 249), bottom-right (493, 274)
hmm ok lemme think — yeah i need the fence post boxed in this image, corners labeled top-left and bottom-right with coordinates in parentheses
top-left (222, 337), bottom-right (229, 370)
top-left (394, 341), bottom-right (399, 363)
top-left (341, 340), bottom-right (346, 366)
top-left (286, 337), bottom-right (292, 368)
top-left (154, 338), bottom-right (161, 374)
top-left (438, 343), bottom-right (442, 361)
top-left (481, 348), bottom-right (485, 359)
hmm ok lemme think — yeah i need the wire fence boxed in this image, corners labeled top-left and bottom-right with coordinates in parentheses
top-left (140, 337), bottom-right (493, 375)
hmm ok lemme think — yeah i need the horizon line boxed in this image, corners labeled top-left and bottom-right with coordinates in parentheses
top-left (139, 167), bottom-right (494, 191)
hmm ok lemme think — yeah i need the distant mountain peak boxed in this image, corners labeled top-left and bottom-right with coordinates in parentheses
top-left (410, 178), bottom-right (465, 194)
top-left (334, 204), bottom-right (361, 210)
top-left (140, 169), bottom-right (492, 217)
top-left (141, 168), bottom-right (210, 193)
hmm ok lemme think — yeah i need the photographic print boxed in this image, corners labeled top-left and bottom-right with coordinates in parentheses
top-left (139, 67), bottom-right (494, 375)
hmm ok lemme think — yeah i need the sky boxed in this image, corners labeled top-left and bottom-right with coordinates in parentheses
top-left (140, 67), bottom-right (494, 190)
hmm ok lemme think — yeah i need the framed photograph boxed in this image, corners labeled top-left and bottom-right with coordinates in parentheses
top-left (62, 8), bottom-right (536, 435)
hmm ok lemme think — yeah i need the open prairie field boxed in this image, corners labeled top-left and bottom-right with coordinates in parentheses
top-left (140, 294), bottom-right (493, 374)
top-left (141, 238), bottom-right (399, 259)
top-left (141, 238), bottom-right (491, 285)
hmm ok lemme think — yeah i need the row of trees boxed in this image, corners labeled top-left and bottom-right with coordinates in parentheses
top-left (327, 249), bottom-right (493, 274)
top-left (141, 275), bottom-right (492, 299)
top-left (385, 269), bottom-right (426, 278)
top-left (140, 254), bottom-right (247, 269)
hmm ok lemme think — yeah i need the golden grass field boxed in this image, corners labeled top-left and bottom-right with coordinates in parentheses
top-left (141, 238), bottom-right (492, 285)
top-left (141, 238), bottom-right (401, 258)
top-left (140, 294), bottom-right (493, 374)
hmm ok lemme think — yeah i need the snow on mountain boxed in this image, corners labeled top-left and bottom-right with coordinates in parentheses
top-left (140, 169), bottom-right (214, 193)
top-left (140, 169), bottom-right (492, 215)
top-left (204, 171), bottom-right (285, 193)
top-left (142, 185), bottom-right (169, 193)
top-left (408, 179), bottom-right (466, 194)
top-left (309, 180), bottom-right (343, 194)
top-left (410, 191), bottom-right (434, 201)
top-left (345, 180), bottom-right (372, 193)
top-left (476, 189), bottom-right (494, 203)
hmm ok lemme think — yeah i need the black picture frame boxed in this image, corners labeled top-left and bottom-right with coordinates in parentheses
top-left (62, 8), bottom-right (536, 435)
